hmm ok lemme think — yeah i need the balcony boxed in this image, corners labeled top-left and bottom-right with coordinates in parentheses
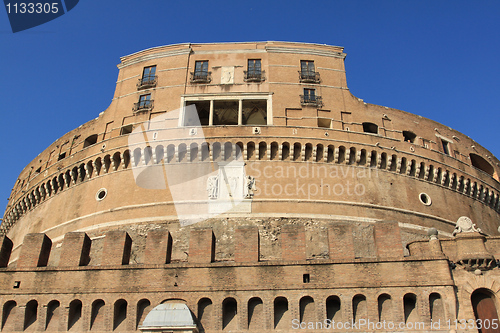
top-left (300, 95), bottom-right (323, 107)
top-left (190, 71), bottom-right (212, 83)
top-left (137, 75), bottom-right (157, 89)
top-left (299, 71), bottom-right (321, 83)
top-left (244, 70), bottom-right (266, 82)
top-left (133, 100), bottom-right (154, 112)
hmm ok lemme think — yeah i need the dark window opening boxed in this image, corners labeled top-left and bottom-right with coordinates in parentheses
top-left (83, 134), bottom-right (98, 148)
top-left (13, 281), bottom-right (20, 288)
top-left (243, 100), bottom-right (267, 125)
top-left (245, 59), bottom-right (264, 82)
top-left (35, 167), bottom-right (41, 174)
top-left (362, 122), bottom-right (378, 134)
top-left (191, 60), bottom-right (211, 83)
top-left (303, 274), bottom-right (310, 283)
top-left (214, 101), bottom-right (238, 125)
top-left (403, 131), bottom-right (417, 143)
top-left (470, 153), bottom-right (495, 177)
top-left (120, 125), bottom-right (133, 135)
top-left (441, 140), bottom-right (450, 155)
top-left (318, 118), bottom-right (331, 128)
top-left (299, 60), bottom-right (320, 83)
top-left (186, 101), bottom-right (210, 126)
top-left (58, 152), bottom-right (66, 161)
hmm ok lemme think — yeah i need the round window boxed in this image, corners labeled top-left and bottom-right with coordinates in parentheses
top-left (419, 193), bottom-right (431, 206)
top-left (96, 188), bottom-right (107, 201)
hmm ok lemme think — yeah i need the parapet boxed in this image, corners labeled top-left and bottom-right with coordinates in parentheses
top-left (0, 220), bottom-right (456, 271)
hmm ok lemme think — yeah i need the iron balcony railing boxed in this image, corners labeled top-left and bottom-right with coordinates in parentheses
top-left (133, 100), bottom-right (154, 112)
top-left (300, 95), bottom-right (323, 107)
top-left (137, 75), bottom-right (157, 89)
top-left (244, 70), bottom-right (266, 82)
top-left (190, 71), bottom-right (212, 83)
top-left (299, 71), bottom-right (321, 83)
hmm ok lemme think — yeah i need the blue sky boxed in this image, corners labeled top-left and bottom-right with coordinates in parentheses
top-left (0, 1), bottom-right (499, 213)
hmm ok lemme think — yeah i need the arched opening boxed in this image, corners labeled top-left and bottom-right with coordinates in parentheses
top-left (136, 299), bottom-right (151, 329)
top-left (304, 143), bottom-right (313, 161)
top-left (143, 146), bottom-right (153, 165)
top-left (471, 289), bottom-right (500, 333)
top-left (90, 299), bottom-right (105, 331)
top-left (222, 298), bottom-right (238, 330)
top-left (378, 294), bottom-right (392, 322)
top-left (247, 142), bottom-right (255, 160)
top-left (133, 148), bottom-right (142, 167)
top-left (270, 142), bottom-right (279, 160)
top-left (403, 131), bottom-right (417, 143)
top-left (362, 122), bottom-right (378, 134)
top-left (166, 144), bottom-right (175, 163)
top-left (404, 293), bottom-right (419, 324)
top-left (235, 142), bottom-right (244, 160)
top-left (281, 142), bottom-right (290, 160)
top-left (352, 294), bottom-right (367, 323)
top-left (178, 143), bottom-right (187, 162)
top-left (429, 293), bottom-right (445, 322)
top-left (316, 144), bottom-right (324, 162)
top-left (293, 143), bottom-right (301, 161)
top-left (299, 296), bottom-right (315, 323)
top-left (327, 145), bottom-right (334, 163)
top-left (197, 298), bottom-right (212, 332)
top-left (83, 134), bottom-right (98, 148)
top-left (113, 299), bottom-right (127, 331)
top-left (45, 300), bottom-right (60, 331)
top-left (190, 143), bottom-right (199, 162)
top-left (201, 143), bottom-right (210, 162)
top-left (326, 296), bottom-right (341, 322)
top-left (248, 297), bottom-right (263, 330)
top-left (258, 142), bottom-right (267, 160)
top-left (24, 300), bottom-right (38, 330)
top-left (68, 300), bottom-right (82, 331)
top-left (2, 301), bottom-right (17, 331)
top-left (274, 297), bottom-right (289, 330)
top-left (155, 145), bottom-right (165, 164)
top-left (470, 153), bottom-right (496, 179)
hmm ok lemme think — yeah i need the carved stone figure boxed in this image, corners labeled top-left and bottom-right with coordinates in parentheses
top-left (207, 176), bottom-right (218, 199)
top-left (245, 176), bottom-right (256, 198)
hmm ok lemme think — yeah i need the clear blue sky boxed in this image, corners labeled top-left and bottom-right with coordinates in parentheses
top-left (1, 1), bottom-right (499, 213)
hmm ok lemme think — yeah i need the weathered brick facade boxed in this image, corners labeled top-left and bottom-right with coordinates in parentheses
top-left (1, 42), bottom-right (500, 332)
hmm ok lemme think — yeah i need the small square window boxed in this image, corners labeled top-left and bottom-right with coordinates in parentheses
top-left (13, 281), bottom-right (20, 288)
top-left (303, 274), bottom-right (310, 283)
top-left (58, 152), bottom-right (66, 161)
top-left (120, 125), bottom-right (133, 135)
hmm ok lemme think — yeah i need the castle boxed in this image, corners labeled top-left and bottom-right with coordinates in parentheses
top-left (1, 42), bottom-right (499, 332)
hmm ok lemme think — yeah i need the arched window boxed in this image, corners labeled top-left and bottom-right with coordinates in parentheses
top-left (90, 299), bottom-right (105, 331)
top-left (470, 153), bottom-right (495, 178)
top-left (83, 134), bottom-right (98, 148)
top-left (429, 293), bottom-right (445, 321)
top-left (113, 299), bottom-right (127, 331)
top-left (46, 300), bottom-right (60, 331)
top-left (2, 301), bottom-right (17, 331)
top-left (352, 295), bottom-right (367, 322)
top-left (136, 299), bottom-right (151, 329)
top-left (197, 298), bottom-right (212, 331)
top-left (248, 297), bottom-right (263, 330)
top-left (299, 296), bottom-right (315, 323)
top-left (24, 300), bottom-right (38, 330)
top-left (274, 297), bottom-right (289, 330)
top-left (404, 293), bottom-right (419, 324)
top-left (378, 294), bottom-right (392, 322)
top-left (222, 298), bottom-right (238, 330)
top-left (68, 300), bottom-right (82, 331)
top-left (326, 296), bottom-right (341, 322)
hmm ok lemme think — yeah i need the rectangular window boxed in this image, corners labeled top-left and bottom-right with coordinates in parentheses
top-left (299, 60), bottom-right (319, 83)
top-left (191, 61), bottom-right (210, 83)
top-left (137, 66), bottom-right (157, 89)
top-left (301, 60), bottom-right (315, 73)
top-left (303, 88), bottom-right (316, 101)
top-left (441, 139), bottom-right (450, 155)
top-left (134, 94), bottom-right (153, 112)
top-left (142, 66), bottom-right (156, 82)
top-left (248, 59), bottom-right (261, 74)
